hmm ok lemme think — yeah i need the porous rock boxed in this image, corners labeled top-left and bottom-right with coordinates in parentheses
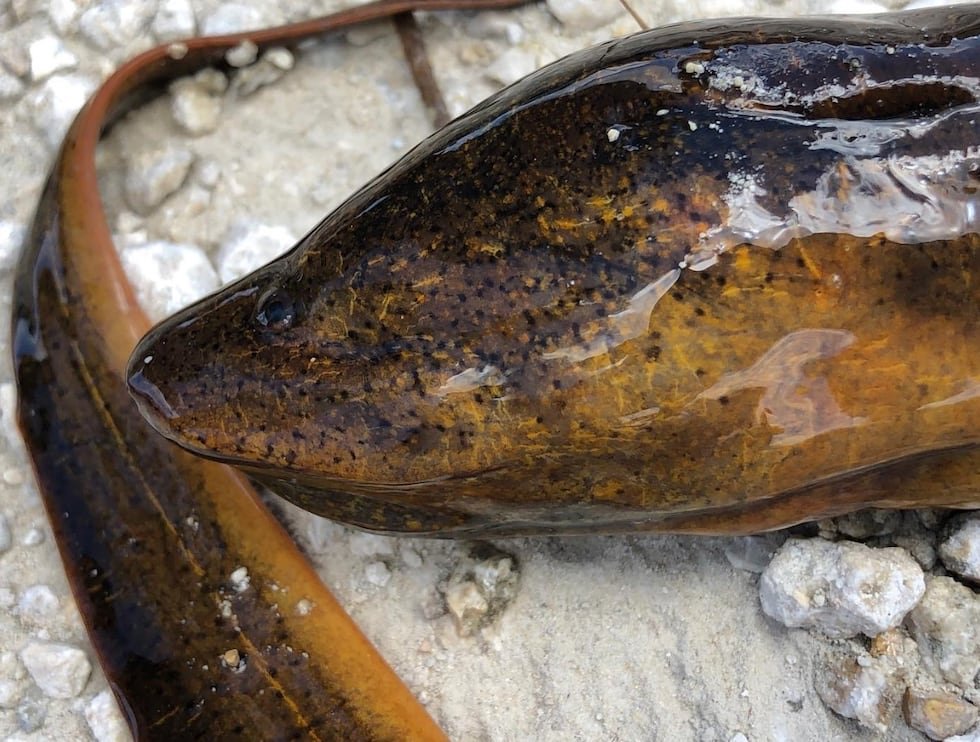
top-left (216, 221), bottom-right (296, 283)
top-left (903, 688), bottom-right (979, 740)
top-left (120, 240), bottom-right (219, 321)
top-left (545, 0), bottom-right (624, 29)
top-left (909, 576), bottom-right (980, 688)
top-left (124, 146), bottom-right (195, 214)
top-left (814, 650), bottom-right (908, 732)
top-left (939, 516), bottom-right (980, 582)
top-left (20, 642), bottom-right (91, 699)
top-left (443, 543), bottom-right (519, 637)
top-left (85, 689), bottom-right (130, 742)
top-left (760, 538), bottom-right (925, 638)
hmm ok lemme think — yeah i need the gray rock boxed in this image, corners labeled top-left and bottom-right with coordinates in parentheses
top-left (216, 221), bottom-right (296, 283)
top-left (545, 0), bottom-right (624, 29)
top-left (28, 73), bottom-right (97, 148)
top-left (760, 538), bottom-right (925, 638)
top-left (20, 642), bottom-right (91, 699)
top-left (939, 516), bottom-right (980, 582)
top-left (201, 3), bottom-right (282, 36)
top-left (28, 35), bottom-right (77, 81)
top-left (124, 146), bottom-right (194, 214)
top-left (78, 0), bottom-right (155, 51)
top-left (151, 0), bottom-right (195, 40)
top-left (120, 240), bottom-right (219, 321)
top-left (909, 576), bottom-right (980, 688)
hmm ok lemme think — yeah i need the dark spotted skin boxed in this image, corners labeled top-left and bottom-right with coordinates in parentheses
top-left (130, 8), bottom-right (980, 536)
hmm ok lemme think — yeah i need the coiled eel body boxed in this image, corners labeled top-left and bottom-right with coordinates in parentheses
top-left (130, 7), bottom-right (980, 537)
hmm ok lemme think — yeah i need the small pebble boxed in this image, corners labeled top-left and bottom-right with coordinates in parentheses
top-left (466, 12), bottom-right (524, 44)
top-left (939, 516), bottom-right (980, 581)
top-left (124, 146), bottom-right (195, 214)
top-left (445, 581), bottom-right (489, 637)
top-left (216, 221), bottom-right (296, 283)
top-left (120, 241), bottom-right (219, 321)
top-left (85, 689), bottom-right (129, 742)
top-left (28, 74), bottom-right (98, 149)
top-left (545, 0), bottom-right (624, 29)
top-left (909, 576), bottom-right (980, 687)
top-left (760, 538), bottom-right (925, 638)
top-left (202, 3), bottom-right (280, 35)
top-left (831, 509), bottom-right (903, 540)
top-left (151, 0), bottom-right (196, 40)
top-left (230, 50), bottom-right (293, 96)
top-left (225, 40), bottom-right (258, 68)
top-left (814, 652), bottom-right (905, 732)
top-left (20, 642), bottom-right (91, 699)
top-left (170, 74), bottom-right (224, 135)
top-left (723, 534), bottom-right (782, 574)
top-left (17, 585), bottom-right (59, 624)
top-left (364, 561), bottom-right (391, 588)
top-left (47, 0), bottom-right (83, 34)
top-left (78, 0), bottom-right (156, 52)
top-left (444, 544), bottom-right (520, 636)
top-left (28, 35), bottom-right (77, 81)
top-left (485, 48), bottom-right (537, 87)
top-left (22, 526), bottom-right (45, 546)
top-left (903, 688), bottom-right (979, 740)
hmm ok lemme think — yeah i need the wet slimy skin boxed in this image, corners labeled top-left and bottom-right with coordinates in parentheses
top-left (130, 8), bottom-right (980, 537)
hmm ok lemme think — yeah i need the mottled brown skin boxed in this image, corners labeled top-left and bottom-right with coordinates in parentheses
top-left (130, 7), bottom-right (980, 537)
top-left (12, 2), bottom-right (543, 739)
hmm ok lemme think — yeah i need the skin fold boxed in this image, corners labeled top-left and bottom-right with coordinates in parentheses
top-left (129, 7), bottom-right (980, 538)
top-left (11, 2), bottom-right (533, 739)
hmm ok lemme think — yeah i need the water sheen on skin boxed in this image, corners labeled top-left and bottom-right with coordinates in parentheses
top-left (130, 8), bottom-right (980, 537)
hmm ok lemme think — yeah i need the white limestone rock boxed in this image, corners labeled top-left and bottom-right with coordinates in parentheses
top-left (545, 0), bottom-right (624, 29)
top-left (909, 576), bottom-right (980, 688)
top-left (201, 3), bottom-right (282, 36)
top-left (78, 0), bottom-right (155, 51)
top-left (20, 642), bottom-right (91, 699)
top-left (85, 689), bottom-right (129, 742)
top-left (16, 584), bottom-right (59, 624)
top-left (28, 35), bottom-right (77, 81)
top-left (170, 72), bottom-right (225, 135)
top-left (120, 240), bottom-right (219, 321)
top-left (216, 221), bottom-right (296, 283)
top-left (151, 0), bottom-right (195, 40)
top-left (759, 538), bottom-right (925, 638)
top-left (46, 0), bottom-right (82, 34)
top-left (939, 516), bottom-right (980, 582)
top-left (28, 73), bottom-right (97, 149)
top-left (124, 146), bottom-right (195, 214)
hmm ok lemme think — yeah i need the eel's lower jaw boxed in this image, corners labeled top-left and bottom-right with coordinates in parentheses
top-left (127, 365), bottom-right (182, 439)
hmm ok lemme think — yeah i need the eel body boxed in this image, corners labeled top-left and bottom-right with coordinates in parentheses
top-left (11, 2), bottom-right (534, 739)
top-left (130, 7), bottom-right (980, 537)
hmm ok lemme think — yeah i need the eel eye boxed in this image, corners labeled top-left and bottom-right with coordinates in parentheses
top-left (255, 288), bottom-right (296, 331)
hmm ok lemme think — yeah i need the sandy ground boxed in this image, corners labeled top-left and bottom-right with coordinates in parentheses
top-left (0, 0), bottom-right (973, 739)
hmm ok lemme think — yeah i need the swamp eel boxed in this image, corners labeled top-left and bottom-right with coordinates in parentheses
top-left (11, 1), bottom-right (535, 739)
top-left (130, 7), bottom-right (980, 538)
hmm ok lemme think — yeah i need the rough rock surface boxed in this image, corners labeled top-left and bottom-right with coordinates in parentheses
top-left (759, 539), bottom-right (925, 638)
top-left (909, 577), bottom-right (980, 691)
